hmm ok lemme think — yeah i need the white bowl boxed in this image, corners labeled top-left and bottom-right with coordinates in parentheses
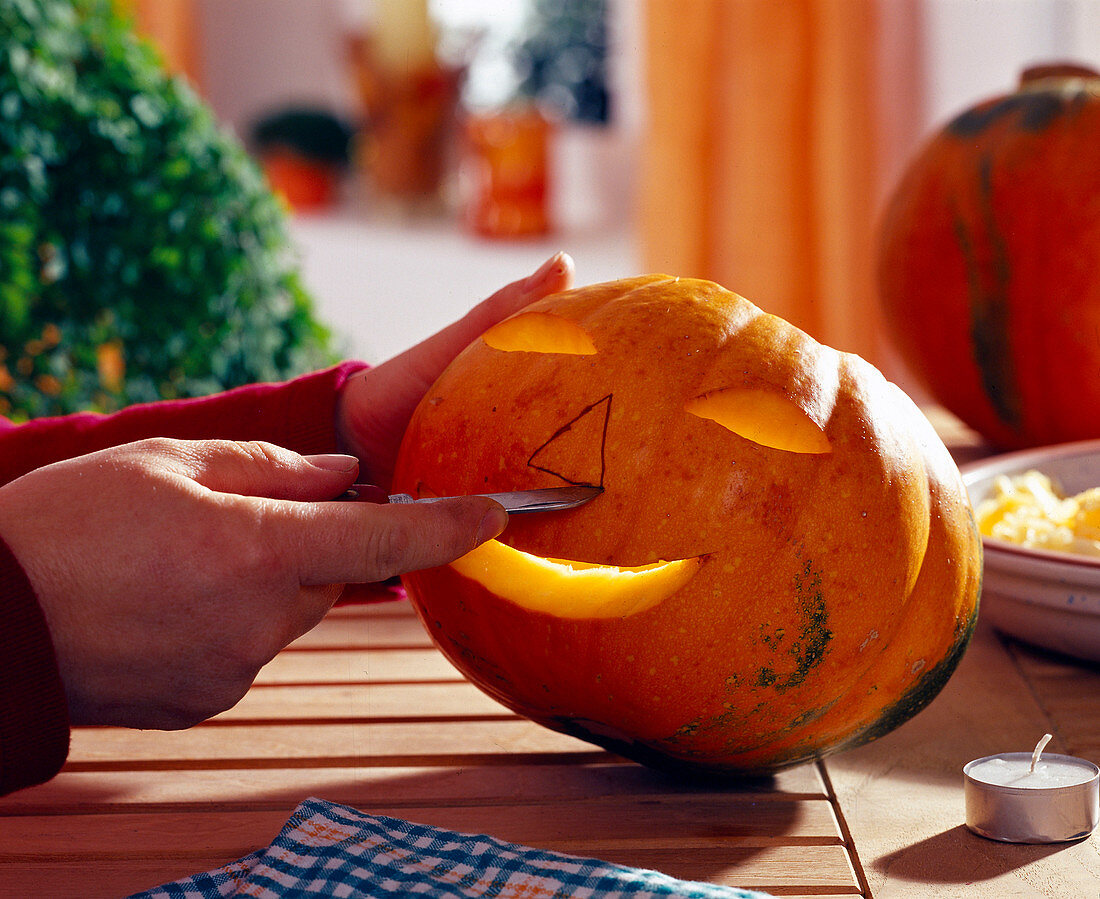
top-left (961, 440), bottom-right (1100, 665)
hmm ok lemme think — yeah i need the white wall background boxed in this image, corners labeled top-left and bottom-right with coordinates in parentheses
top-left (922, 0), bottom-right (1100, 133)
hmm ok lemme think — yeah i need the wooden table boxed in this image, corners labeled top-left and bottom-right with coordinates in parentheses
top-left (2, 415), bottom-right (1099, 898)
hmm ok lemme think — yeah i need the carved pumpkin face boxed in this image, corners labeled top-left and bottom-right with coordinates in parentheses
top-left (394, 275), bottom-right (981, 774)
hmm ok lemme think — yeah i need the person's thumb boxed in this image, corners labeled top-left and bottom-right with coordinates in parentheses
top-left (169, 438), bottom-right (509, 583)
top-left (273, 496), bottom-right (509, 586)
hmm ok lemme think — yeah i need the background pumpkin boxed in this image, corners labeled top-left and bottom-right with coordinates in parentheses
top-left (878, 64), bottom-right (1100, 449)
top-left (393, 275), bottom-right (982, 775)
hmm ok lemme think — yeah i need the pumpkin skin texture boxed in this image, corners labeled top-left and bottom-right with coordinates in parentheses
top-left (878, 66), bottom-right (1100, 449)
top-left (393, 275), bottom-right (981, 774)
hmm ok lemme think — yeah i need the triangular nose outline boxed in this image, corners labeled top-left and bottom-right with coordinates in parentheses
top-left (527, 394), bottom-right (611, 487)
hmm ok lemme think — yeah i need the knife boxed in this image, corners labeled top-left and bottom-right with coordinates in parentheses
top-left (338, 484), bottom-right (602, 514)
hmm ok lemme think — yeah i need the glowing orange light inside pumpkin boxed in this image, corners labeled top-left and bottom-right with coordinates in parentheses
top-left (483, 312), bottom-right (597, 355)
top-left (685, 388), bottom-right (831, 454)
top-left (451, 538), bottom-right (703, 619)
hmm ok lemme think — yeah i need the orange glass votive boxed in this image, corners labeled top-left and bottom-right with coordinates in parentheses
top-left (261, 150), bottom-right (341, 212)
top-left (464, 107), bottom-right (552, 239)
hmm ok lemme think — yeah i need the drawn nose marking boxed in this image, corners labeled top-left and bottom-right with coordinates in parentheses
top-left (528, 394), bottom-right (612, 487)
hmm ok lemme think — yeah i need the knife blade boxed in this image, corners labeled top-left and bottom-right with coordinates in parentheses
top-left (340, 484), bottom-right (602, 514)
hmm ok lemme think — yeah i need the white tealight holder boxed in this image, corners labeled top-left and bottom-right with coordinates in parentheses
top-left (964, 734), bottom-right (1100, 843)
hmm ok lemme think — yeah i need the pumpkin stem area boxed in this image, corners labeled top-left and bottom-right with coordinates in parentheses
top-left (685, 388), bottom-right (831, 454)
top-left (450, 539), bottom-right (703, 619)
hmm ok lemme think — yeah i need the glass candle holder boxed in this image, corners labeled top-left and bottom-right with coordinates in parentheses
top-left (463, 106), bottom-right (552, 239)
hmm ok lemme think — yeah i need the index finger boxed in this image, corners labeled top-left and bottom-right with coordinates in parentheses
top-left (336, 253), bottom-right (574, 485)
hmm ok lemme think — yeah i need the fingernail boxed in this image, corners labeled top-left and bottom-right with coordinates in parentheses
top-left (306, 453), bottom-right (359, 473)
top-left (525, 251), bottom-right (567, 288)
top-left (477, 504), bottom-right (509, 544)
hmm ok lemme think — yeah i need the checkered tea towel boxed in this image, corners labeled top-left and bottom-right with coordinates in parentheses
top-left (129, 797), bottom-right (775, 899)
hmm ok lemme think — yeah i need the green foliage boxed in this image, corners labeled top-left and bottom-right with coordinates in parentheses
top-left (0, 0), bottom-right (334, 419)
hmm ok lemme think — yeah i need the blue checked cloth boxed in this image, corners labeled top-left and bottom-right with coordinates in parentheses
top-left (129, 797), bottom-right (775, 899)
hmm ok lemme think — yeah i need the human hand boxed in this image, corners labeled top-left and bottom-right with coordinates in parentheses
top-left (0, 438), bottom-right (506, 729)
top-left (336, 251), bottom-right (574, 490)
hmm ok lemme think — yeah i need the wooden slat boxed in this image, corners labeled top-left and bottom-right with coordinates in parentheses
top-left (1, 860), bottom-right (249, 899)
top-left (580, 846), bottom-right (859, 893)
top-left (211, 679), bottom-right (514, 721)
top-left (0, 797), bottom-right (843, 855)
top-left (287, 601), bottom-right (433, 650)
top-left (65, 718), bottom-right (604, 767)
top-left (0, 811), bottom-right (858, 896)
top-left (0, 847), bottom-right (862, 899)
top-left (332, 599), bottom-right (418, 615)
top-left (253, 646), bottom-right (462, 684)
top-left (0, 762), bottom-right (829, 814)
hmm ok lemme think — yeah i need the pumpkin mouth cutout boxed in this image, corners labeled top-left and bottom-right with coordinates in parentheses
top-left (483, 312), bottom-right (597, 355)
top-left (685, 388), bottom-right (832, 454)
top-left (451, 539), bottom-right (704, 619)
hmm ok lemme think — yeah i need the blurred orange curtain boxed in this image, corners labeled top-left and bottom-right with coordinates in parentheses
top-left (115, 0), bottom-right (202, 87)
top-left (640, 0), bottom-right (922, 369)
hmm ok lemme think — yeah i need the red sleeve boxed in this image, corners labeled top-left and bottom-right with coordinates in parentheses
top-left (0, 361), bottom-right (367, 486)
top-left (0, 538), bottom-right (69, 796)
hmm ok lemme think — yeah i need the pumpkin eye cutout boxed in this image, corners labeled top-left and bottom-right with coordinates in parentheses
top-left (685, 387), bottom-right (832, 454)
top-left (483, 312), bottom-right (597, 355)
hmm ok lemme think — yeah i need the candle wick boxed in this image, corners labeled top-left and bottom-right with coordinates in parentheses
top-left (1030, 732), bottom-right (1053, 774)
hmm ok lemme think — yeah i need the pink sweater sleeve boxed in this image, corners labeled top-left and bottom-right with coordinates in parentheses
top-left (0, 361), bottom-right (367, 795)
top-left (0, 362), bottom-right (367, 485)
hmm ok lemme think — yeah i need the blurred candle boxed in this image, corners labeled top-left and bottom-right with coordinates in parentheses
top-left (464, 106), bottom-right (552, 239)
top-left (373, 0), bottom-right (435, 73)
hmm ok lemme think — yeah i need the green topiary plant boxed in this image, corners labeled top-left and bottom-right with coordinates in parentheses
top-left (0, 0), bottom-right (335, 420)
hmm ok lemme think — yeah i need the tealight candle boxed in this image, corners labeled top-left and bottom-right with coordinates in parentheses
top-left (964, 734), bottom-right (1100, 843)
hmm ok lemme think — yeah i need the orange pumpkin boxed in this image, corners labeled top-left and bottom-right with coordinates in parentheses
top-left (394, 275), bottom-right (981, 774)
top-left (879, 65), bottom-right (1100, 449)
